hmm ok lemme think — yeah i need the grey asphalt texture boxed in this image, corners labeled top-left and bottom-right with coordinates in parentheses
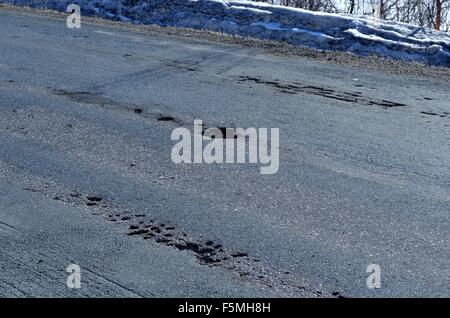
top-left (0, 7), bottom-right (449, 297)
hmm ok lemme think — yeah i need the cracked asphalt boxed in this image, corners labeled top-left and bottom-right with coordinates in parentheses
top-left (0, 7), bottom-right (449, 297)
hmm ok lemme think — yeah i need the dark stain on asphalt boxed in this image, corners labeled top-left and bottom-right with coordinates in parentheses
top-left (231, 251), bottom-right (249, 258)
top-left (238, 75), bottom-right (407, 108)
top-left (52, 90), bottom-right (116, 106)
top-left (166, 60), bottom-right (201, 73)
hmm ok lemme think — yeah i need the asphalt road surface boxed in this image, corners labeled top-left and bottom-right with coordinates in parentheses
top-left (0, 7), bottom-right (449, 297)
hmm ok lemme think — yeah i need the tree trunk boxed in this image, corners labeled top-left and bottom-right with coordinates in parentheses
top-left (436, 0), bottom-right (442, 30)
top-left (349, 0), bottom-right (356, 14)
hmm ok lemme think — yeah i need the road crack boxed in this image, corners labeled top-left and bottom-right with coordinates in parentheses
top-left (238, 75), bottom-right (407, 108)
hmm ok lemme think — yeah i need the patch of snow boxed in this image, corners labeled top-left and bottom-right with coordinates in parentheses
top-left (229, 5), bottom-right (272, 15)
top-left (292, 28), bottom-right (337, 41)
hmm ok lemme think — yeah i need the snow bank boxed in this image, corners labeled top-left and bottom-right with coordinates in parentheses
top-left (3, 0), bottom-right (450, 66)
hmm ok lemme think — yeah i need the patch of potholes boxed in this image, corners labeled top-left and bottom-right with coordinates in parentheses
top-left (22, 184), bottom-right (333, 297)
top-left (48, 87), bottom-right (447, 130)
top-left (202, 126), bottom-right (239, 139)
top-left (127, 222), bottom-right (234, 265)
top-left (50, 88), bottom-right (242, 137)
top-left (238, 75), bottom-right (407, 108)
top-left (50, 88), bottom-right (185, 125)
